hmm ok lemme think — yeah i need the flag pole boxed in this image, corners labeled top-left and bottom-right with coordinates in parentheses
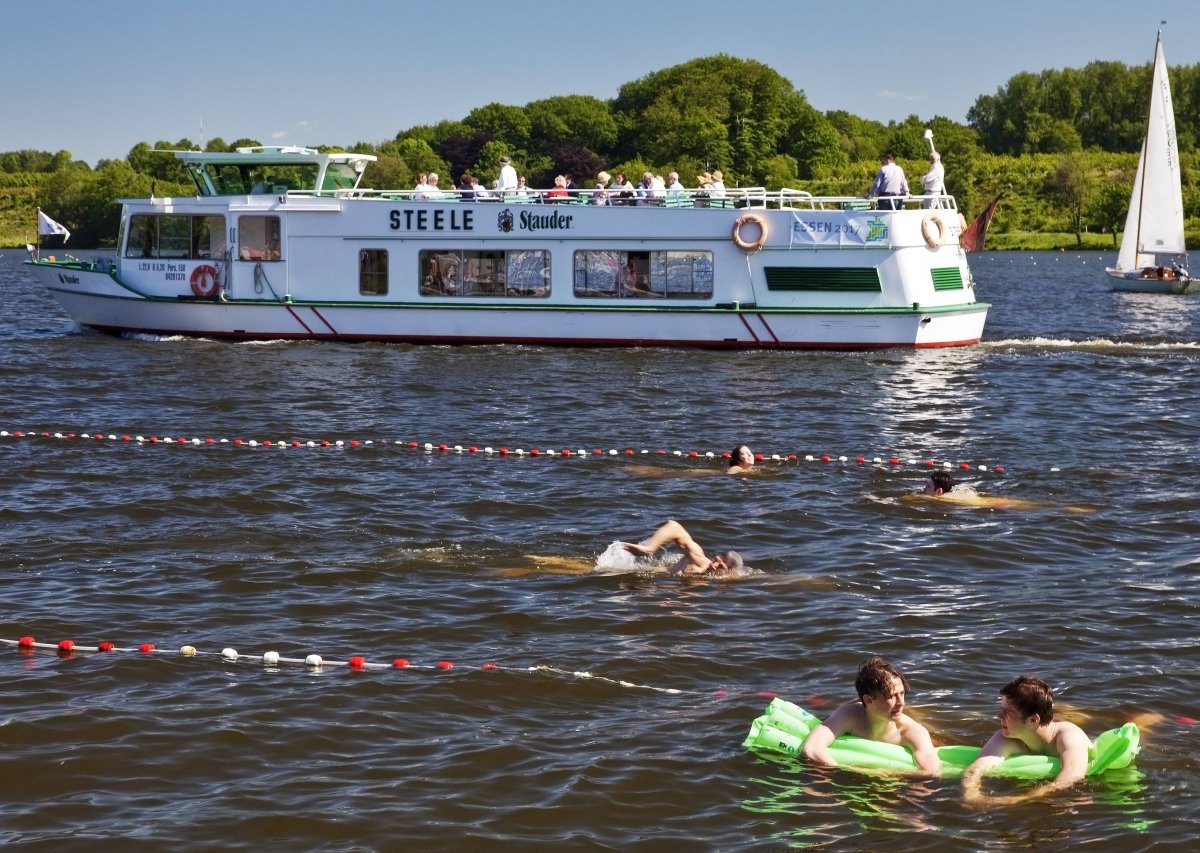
top-left (34, 207), bottom-right (41, 260)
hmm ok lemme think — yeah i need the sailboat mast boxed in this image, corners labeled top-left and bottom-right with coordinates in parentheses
top-left (1132, 31), bottom-right (1161, 267)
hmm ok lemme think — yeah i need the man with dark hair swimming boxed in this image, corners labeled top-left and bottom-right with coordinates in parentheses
top-left (963, 675), bottom-right (1092, 806)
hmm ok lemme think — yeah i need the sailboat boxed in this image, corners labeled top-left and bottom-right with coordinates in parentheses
top-left (1106, 31), bottom-right (1196, 294)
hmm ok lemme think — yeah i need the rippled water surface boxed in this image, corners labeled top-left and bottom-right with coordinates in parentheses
top-left (2, 250), bottom-right (1199, 850)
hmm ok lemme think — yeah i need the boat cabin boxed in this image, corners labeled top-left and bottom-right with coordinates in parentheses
top-left (177, 146), bottom-right (377, 197)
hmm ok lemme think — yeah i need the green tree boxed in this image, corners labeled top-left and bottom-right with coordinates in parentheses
top-left (1044, 153), bottom-right (1096, 245)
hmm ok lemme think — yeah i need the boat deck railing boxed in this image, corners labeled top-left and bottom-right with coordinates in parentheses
top-left (298, 186), bottom-right (957, 212)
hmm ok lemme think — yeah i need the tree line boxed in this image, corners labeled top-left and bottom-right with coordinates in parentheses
top-left (4, 53), bottom-right (1199, 248)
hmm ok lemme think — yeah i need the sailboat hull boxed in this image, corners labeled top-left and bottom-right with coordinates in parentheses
top-left (1106, 268), bottom-right (1199, 295)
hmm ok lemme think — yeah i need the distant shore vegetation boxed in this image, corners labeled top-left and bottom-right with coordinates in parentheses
top-left (4, 54), bottom-right (1200, 249)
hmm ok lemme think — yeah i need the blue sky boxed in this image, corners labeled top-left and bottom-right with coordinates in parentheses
top-left (6, 0), bottom-right (1200, 166)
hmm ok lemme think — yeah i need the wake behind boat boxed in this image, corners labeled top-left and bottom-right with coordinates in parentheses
top-left (1106, 31), bottom-right (1196, 295)
top-left (25, 146), bottom-right (987, 348)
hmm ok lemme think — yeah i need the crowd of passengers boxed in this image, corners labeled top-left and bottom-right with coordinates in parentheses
top-left (410, 155), bottom-right (726, 206)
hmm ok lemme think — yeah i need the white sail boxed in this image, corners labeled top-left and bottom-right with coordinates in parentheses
top-left (1114, 33), bottom-right (1186, 272)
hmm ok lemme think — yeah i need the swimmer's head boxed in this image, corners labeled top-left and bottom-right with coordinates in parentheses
top-left (854, 656), bottom-right (910, 703)
top-left (925, 471), bottom-right (956, 495)
top-left (709, 550), bottom-right (743, 573)
top-left (1000, 675), bottom-right (1055, 724)
top-left (730, 444), bottom-right (754, 467)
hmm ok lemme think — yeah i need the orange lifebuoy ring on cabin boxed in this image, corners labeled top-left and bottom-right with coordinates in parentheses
top-left (732, 213), bottom-right (768, 252)
top-left (190, 264), bottom-right (220, 298)
top-left (921, 213), bottom-right (946, 249)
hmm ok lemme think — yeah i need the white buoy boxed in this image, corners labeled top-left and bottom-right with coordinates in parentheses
top-left (179, 645), bottom-right (197, 656)
top-left (221, 647), bottom-right (238, 660)
top-left (305, 654), bottom-right (323, 668)
top-left (263, 651), bottom-right (280, 665)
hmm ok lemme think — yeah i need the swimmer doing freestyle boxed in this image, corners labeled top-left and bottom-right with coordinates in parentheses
top-left (621, 520), bottom-right (743, 576)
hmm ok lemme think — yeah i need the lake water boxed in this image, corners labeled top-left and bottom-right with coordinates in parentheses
top-left (1, 249), bottom-right (1198, 850)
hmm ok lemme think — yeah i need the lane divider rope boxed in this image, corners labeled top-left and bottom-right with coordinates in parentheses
top-left (0, 636), bottom-right (726, 697)
top-left (0, 431), bottom-right (1010, 472)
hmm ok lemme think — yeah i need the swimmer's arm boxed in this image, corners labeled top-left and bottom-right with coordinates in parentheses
top-left (799, 724), bottom-right (839, 766)
top-left (962, 731), bottom-right (1010, 804)
top-left (903, 722), bottom-right (942, 777)
top-left (800, 704), bottom-right (855, 767)
top-left (622, 520), bottom-right (704, 565)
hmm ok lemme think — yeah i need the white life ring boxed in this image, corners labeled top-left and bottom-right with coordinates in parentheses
top-left (732, 213), bottom-right (768, 252)
top-left (190, 264), bottom-right (220, 298)
top-left (921, 213), bottom-right (946, 249)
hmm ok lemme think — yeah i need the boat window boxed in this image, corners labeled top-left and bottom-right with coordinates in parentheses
top-left (322, 163), bottom-right (360, 192)
top-left (239, 215), bottom-right (282, 261)
top-left (248, 164), bottom-right (319, 194)
top-left (123, 214), bottom-right (228, 259)
top-left (360, 249), bottom-right (388, 296)
top-left (573, 250), bottom-right (713, 298)
top-left (417, 249), bottom-right (549, 297)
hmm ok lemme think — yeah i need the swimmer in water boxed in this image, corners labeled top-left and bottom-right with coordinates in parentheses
top-left (726, 444), bottom-right (756, 474)
top-left (963, 675), bottom-right (1092, 806)
top-left (620, 519), bottom-right (743, 577)
top-left (913, 472), bottom-right (1094, 513)
top-left (801, 656), bottom-right (941, 776)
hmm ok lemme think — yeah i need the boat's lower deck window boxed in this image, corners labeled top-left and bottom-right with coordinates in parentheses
top-left (418, 250), bottom-right (549, 297)
top-left (360, 249), bottom-right (388, 296)
top-left (239, 215), bottom-right (281, 261)
top-left (573, 250), bottom-right (714, 298)
top-left (124, 214), bottom-right (226, 259)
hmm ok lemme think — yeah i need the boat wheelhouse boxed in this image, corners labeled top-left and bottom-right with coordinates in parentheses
top-left (26, 146), bottom-right (988, 348)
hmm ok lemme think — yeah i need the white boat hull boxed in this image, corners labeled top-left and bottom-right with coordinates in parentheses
top-left (30, 259), bottom-right (986, 349)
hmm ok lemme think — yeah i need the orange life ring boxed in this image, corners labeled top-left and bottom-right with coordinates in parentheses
top-left (921, 213), bottom-right (946, 249)
top-left (190, 264), bottom-right (220, 298)
top-left (732, 213), bottom-right (768, 252)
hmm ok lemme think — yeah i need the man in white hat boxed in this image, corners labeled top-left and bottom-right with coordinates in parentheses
top-left (497, 156), bottom-right (518, 194)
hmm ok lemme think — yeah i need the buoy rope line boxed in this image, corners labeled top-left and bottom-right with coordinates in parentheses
top-left (0, 430), bottom-right (1009, 473)
top-left (1, 636), bottom-right (730, 697)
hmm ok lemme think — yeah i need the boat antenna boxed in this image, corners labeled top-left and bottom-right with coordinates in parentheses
top-left (923, 129), bottom-right (935, 153)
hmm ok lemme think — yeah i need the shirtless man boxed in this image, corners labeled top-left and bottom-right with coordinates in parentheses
top-left (963, 675), bottom-right (1092, 806)
top-left (621, 520), bottom-right (742, 576)
top-left (801, 656), bottom-right (941, 776)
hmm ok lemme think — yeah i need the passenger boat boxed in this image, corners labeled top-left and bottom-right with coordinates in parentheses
top-left (25, 146), bottom-right (988, 348)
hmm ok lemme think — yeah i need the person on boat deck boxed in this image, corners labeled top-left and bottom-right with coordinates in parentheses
top-left (621, 520), bottom-right (742, 577)
top-left (544, 175), bottom-right (568, 203)
top-left (709, 170), bottom-right (726, 199)
top-left (497, 156), bottom-right (518, 195)
top-left (415, 173), bottom-right (442, 200)
top-left (963, 676), bottom-right (1092, 806)
top-left (592, 171), bottom-right (611, 205)
top-left (726, 444), bottom-right (756, 474)
top-left (611, 171), bottom-right (636, 206)
top-left (869, 152), bottom-right (909, 210)
top-left (666, 171), bottom-right (686, 198)
top-left (515, 175), bottom-right (536, 201)
top-left (922, 151), bottom-right (945, 209)
top-left (413, 172), bottom-right (429, 196)
top-left (801, 656), bottom-right (941, 776)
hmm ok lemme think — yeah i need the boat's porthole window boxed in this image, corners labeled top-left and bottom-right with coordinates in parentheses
top-left (359, 249), bottom-right (388, 296)
top-left (573, 250), bottom-right (713, 298)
